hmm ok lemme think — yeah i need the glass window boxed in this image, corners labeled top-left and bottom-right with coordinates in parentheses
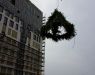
top-left (2, 25), bottom-right (6, 33)
top-left (8, 28), bottom-right (12, 35)
top-left (5, 10), bottom-right (10, 17)
top-left (0, 6), bottom-right (3, 12)
top-left (33, 34), bottom-right (36, 40)
top-left (9, 20), bottom-right (14, 28)
top-left (3, 17), bottom-right (8, 26)
top-left (15, 24), bottom-right (18, 30)
top-left (0, 14), bottom-right (2, 21)
top-left (12, 30), bottom-right (17, 38)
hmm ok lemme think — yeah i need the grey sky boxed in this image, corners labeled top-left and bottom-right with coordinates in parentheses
top-left (31, 0), bottom-right (95, 75)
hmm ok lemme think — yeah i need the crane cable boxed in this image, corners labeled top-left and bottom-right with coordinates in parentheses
top-left (56, 0), bottom-right (62, 9)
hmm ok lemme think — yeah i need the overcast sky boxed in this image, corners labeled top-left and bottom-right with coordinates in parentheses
top-left (31, 0), bottom-right (95, 75)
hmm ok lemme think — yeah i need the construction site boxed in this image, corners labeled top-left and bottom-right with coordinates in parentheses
top-left (0, 0), bottom-right (45, 75)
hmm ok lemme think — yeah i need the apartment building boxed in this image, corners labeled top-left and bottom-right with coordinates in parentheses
top-left (0, 0), bottom-right (45, 75)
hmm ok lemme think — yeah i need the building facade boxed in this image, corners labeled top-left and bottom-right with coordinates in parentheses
top-left (0, 0), bottom-right (45, 75)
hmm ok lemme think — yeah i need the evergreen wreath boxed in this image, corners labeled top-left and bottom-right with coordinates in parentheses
top-left (41, 9), bottom-right (76, 42)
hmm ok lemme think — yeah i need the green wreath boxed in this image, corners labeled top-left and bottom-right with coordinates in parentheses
top-left (41, 9), bottom-right (76, 42)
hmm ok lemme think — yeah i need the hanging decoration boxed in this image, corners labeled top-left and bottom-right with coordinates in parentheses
top-left (40, 9), bottom-right (76, 42)
top-left (40, 0), bottom-right (76, 42)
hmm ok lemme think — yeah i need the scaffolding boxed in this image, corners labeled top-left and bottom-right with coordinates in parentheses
top-left (0, 33), bottom-right (45, 75)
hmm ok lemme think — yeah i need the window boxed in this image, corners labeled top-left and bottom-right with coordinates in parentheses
top-left (33, 41), bottom-right (40, 49)
top-left (0, 14), bottom-right (2, 21)
top-left (0, 6), bottom-right (3, 12)
top-left (3, 17), bottom-right (8, 26)
top-left (9, 20), bottom-right (14, 28)
top-left (33, 34), bottom-right (41, 43)
top-left (15, 24), bottom-right (18, 30)
top-left (2, 25), bottom-right (6, 33)
top-left (12, 30), bottom-right (17, 38)
top-left (8, 28), bottom-right (12, 35)
top-left (5, 10), bottom-right (10, 17)
top-left (33, 34), bottom-right (36, 40)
